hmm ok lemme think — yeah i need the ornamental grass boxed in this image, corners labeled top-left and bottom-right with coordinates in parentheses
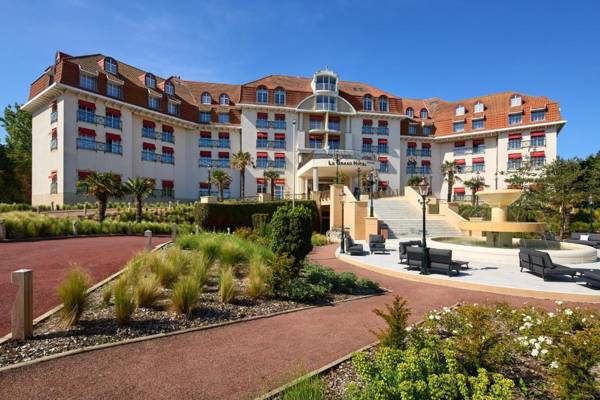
top-left (189, 251), bottom-right (212, 289)
top-left (57, 266), bottom-right (90, 327)
top-left (246, 255), bottom-right (271, 298)
top-left (219, 266), bottom-right (236, 303)
top-left (113, 278), bottom-right (136, 326)
top-left (134, 274), bottom-right (162, 308)
top-left (170, 276), bottom-right (201, 318)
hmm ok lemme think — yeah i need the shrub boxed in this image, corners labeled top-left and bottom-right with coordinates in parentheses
top-left (170, 276), bottom-right (201, 318)
top-left (310, 232), bottom-right (328, 247)
top-left (233, 226), bottom-right (255, 240)
top-left (57, 267), bottom-right (89, 327)
top-left (247, 255), bottom-right (270, 298)
top-left (134, 274), bottom-right (162, 308)
top-left (269, 204), bottom-right (313, 265)
top-left (371, 296), bottom-right (411, 349)
top-left (282, 375), bottom-right (325, 400)
top-left (101, 284), bottom-right (113, 306)
top-left (287, 278), bottom-right (329, 302)
top-left (356, 277), bottom-right (380, 291)
top-left (303, 264), bottom-right (337, 291)
top-left (218, 266), bottom-right (236, 303)
top-left (251, 213), bottom-right (270, 233)
top-left (113, 278), bottom-right (136, 326)
top-left (336, 271), bottom-right (358, 293)
top-left (268, 253), bottom-right (297, 293)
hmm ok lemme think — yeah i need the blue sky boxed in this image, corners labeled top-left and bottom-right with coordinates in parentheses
top-left (1, 0), bottom-right (598, 158)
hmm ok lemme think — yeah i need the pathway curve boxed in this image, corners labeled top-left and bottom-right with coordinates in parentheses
top-left (1, 245), bottom-right (598, 399)
top-left (0, 236), bottom-right (169, 336)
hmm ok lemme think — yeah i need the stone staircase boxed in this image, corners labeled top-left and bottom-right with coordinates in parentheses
top-left (373, 197), bottom-right (463, 239)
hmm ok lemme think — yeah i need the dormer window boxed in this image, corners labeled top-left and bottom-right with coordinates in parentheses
top-left (219, 93), bottom-right (229, 106)
top-left (406, 107), bottom-right (414, 118)
top-left (455, 105), bottom-right (465, 116)
top-left (104, 57), bottom-right (117, 75)
top-left (363, 94), bottom-right (372, 111)
top-left (274, 87), bottom-right (286, 105)
top-left (379, 96), bottom-right (388, 112)
top-left (201, 92), bottom-right (212, 105)
top-left (256, 86), bottom-right (268, 103)
top-left (474, 101), bottom-right (484, 113)
top-left (510, 95), bottom-right (522, 107)
top-left (420, 108), bottom-right (428, 119)
top-left (165, 81), bottom-right (174, 96)
top-left (145, 73), bottom-right (156, 88)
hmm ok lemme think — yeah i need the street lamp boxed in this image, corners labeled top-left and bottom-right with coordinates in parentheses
top-left (367, 169), bottom-right (378, 217)
top-left (418, 177), bottom-right (430, 275)
top-left (357, 166), bottom-right (361, 197)
top-left (207, 164), bottom-right (213, 196)
top-left (332, 150), bottom-right (342, 184)
top-left (589, 194), bottom-right (594, 233)
top-left (340, 190), bottom-right (346, 254)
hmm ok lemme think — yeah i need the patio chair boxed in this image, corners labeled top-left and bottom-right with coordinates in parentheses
top-left (369, 234), bottom-right (387, 254)
top-left (563, 233), bottom-right (600, 249)
top-left (345, 236), bottom-right (364, 256)
top-left (405, 247), bottom-right (461, 276)
top-left (399, 240), bottom-right (422, 264)
top-left (519, 248), bottom-right (578, 281)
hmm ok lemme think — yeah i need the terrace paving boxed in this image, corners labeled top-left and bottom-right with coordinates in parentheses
top-left (1, 244), bottom-right (599, 399)
top-left (0, 236), bottom-right (170, 336)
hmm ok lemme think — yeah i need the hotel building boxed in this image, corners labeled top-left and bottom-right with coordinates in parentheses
top-left (24, 52), bottom-right (565, 206)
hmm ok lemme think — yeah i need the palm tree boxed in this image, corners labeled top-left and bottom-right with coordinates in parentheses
top-left (463, 175), bottom-right (488, 206)
top-left (231, 151), bottom-right (254, 200)
top-left (210, 170), bottom-right (232, 201)
top-left (440, 161), bottom-right (460, 202)
top-left (124, 177), bottom-right (155, 223)
top-left (78, 171), bottom-right (123, 222)
top-left (263, 170), bottom-right (280, 200)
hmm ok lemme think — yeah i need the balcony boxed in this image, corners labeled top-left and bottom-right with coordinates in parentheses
top-left (77, 137), bottom-right (122, 154)
top-left (255, 159), bottom-right (285, 169)
top-left (328, 122), bottom-right (340, 131)
top-left (199, 138), bottom-right (231, 148)
top-left (361, 126), bottom-right (388, 135)
top-left (456, 166), bottom-right (486, 174)
top-left (377, 145), bottom-right (389, 154)
top-left (161, 132), bottom-right (175, 143)
top-left (406, 149), bottom-right (432, 157)
top-left (256, 139), bottom-right (286, 149)
top-left (406, 166), bottom-right (432, 175)
top-left (315, 82), bottom-right (336, 92)
top-left (379, 163), bottom-right (389, 173)
top-left (50, 111), bottom-right (58, 123)
top-left (256, 119), bottom-right (286, 129)
top-left (160, 154), bottom-right (175, 164)
top-left (309, 121), bottom-right (324, 131)
top-left (153, 189), bottom-right (174, 199)
top-left (141, 150), bottom-right (160, 162)
top-left (509, 139), bottom-right (546, 149)
top-left (77, 110), bottom-right (122, 129)
top-left (198, 159), bottom-right (230, 168)
top-left (50, 138), bottom-right (57, 151)
top-left (199, 189), bottom-right (230, 199)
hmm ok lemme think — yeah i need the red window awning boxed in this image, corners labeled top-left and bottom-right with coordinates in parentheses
top-left (378, 156), bottom-right (388, 162)
top-left (256, 178), bottom-right (265, 184)
top-left (362, 138), bottom-right (372, 144)
top-left (274, 113), bottom-right (285, 121)
top-left (218, 132), bottom-right (229, 138)
top-left (454, 141), bottom-right (466, 147)
top-left (509, 133), bottom-right (522, 139)
top-left (49, 128), bottom-right (57, 136)
top-left (162, 125), bottom-right (174, 133)
top-left (162, 180), bottom-right (174, 188)
top-left (531, 131), bottom-right (545, 137)
top-left (162, 146), bottom-right (174, 154)
top-left (257, 112), bottom-right (268, 119)
top-left (218, 152), bottom-right (229, 158)
top-left (530, 151), bottom-right (545, 157)
top-left (78, 100), bottom-right (95, 110)
top-left (378, 120), bottom-right (388, 127)
top-left (143, 142), bottom-right (156, 150)
top-left (275, 153), bottom-right (285, 158)
top-left (421, 143), bottom-right (431, 148)
top-left (257, 152), bottom-right (268, 157)
top-left (274, 133), bottom-right (285, 139)
top-left (199, 182), bottom-right (209, 189)
top-left (275, 178), bottom-right (285, 185)
top-left (362, 119), bottom-right (372, 126)
top-left (378, 138), bottom-right (388, 144)
top-left (407, 142), bottom-right (416, 147)
top-left (329, 116), bottom-right (340, 122)
top-left (200, 131), bottom-right (211, 138)
top-left (200, 151), bottom-right (211, 157)
top-left (472, 157), bottom-right (485, 164)
top-left (310, 115), bottom-right (323, 121)
top-left (421, 160), bottom-right (431, 166)
top-left (454, 187), bottom-right (465, 194)
top-left (455, 159), bottom-right (466, 165)
top-left (78, 127), bottom-right (96, 137)
top-left (143, 120), bottom-right (155, 128)
top-left (105, 107), bottom-right (121, 117)
top-left (508, 153), bottom-right (522, 159)
top-left (106, 133), bottom-right (121, 141)
top-left (472, 138), bottom-right (484, 145)
top-left (378, 181), bottom-right (389, 188)
top-left (257, 132), bottom-right (268, 139)
top-left (309, 134), bottom-right (322, 139)
top-left (48, 170), bottom-right (57, 179)
top-left (77, 170), bottom-right (90, 180)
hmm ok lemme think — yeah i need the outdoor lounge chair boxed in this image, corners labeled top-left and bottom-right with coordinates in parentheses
top-left (405, 247), bottom-right (461, 276)
top-left (369, 234), bottom-right (387, 254)
top-left (399, 240), bottom-right (422, 264)
top-left (345, 236), bottom-right (364, 256)
top-left (580, 270), bottom-right (600, 289)
top-left (563, 233), bottom-right (600, 248)
top-left (518, 248), bottom-right (578, 281)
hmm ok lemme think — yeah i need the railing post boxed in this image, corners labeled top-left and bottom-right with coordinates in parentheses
top-left (11, 269), bottom-right (33, 340)
top-left (0, 219), bottom-right (5, 240)
top-left (194, 224), bottom-right (199, 235)
top-left (72, 220), bottom-right (78, 236)
top-left (171, 223), bottom-right (177, 241)
top-left (144, 230), bottom-right (153, 252)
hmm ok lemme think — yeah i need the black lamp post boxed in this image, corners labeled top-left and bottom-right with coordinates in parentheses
top-left (357, 166), bottom-right (361, 196)
top-left (333, 150), bottom-right (342, 184)
top-left (367, 170), bottom-right (377, 218)
top-left (418, 177), bottom-right (430, 275)
top-left (340, 190), bottom-right (346, 254)
top-left (589, 194), bottom-right (594, 233)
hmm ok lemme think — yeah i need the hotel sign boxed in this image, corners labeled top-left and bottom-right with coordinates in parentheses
top-left (328, 159), bottom-right (370, 167)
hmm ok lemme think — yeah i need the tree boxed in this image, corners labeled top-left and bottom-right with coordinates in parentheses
top-left (440, 160), bottom-right (460, 202)
top-left (231, 151), bottom-right (253, 200)
top-left (78, 172), bottom-right (123, 222)
top-left (535, 158), bottom-right (585, 239)
top-left (407, 175), bottom-right (423, 187)
top-left (124, 177), bottom-right (155, 223)
top-left (209, 170), bottom-right (231, 201)
top-left (0, 103), bottom-right (32, 202)
top-left (263, 170), bottom-right (280, 200)
top-left (463, 175), bottom-right (488, 206)
top-left (504, 163), bottom-right (539, 222)
top-left (269, 204), bottom-right (313, 267)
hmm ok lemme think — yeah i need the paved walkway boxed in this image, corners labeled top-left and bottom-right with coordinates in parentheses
top-left (0, 236), bottom-right (169, 336)
top-left (1, 245), bottom-right (598, 400)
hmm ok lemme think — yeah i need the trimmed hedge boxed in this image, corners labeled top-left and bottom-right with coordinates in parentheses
top-left (194, 200), bottom-right (320, 231)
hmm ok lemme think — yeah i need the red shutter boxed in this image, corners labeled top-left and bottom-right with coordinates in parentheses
top-left (363, 119), bottom-right (372, 126)
top-left (106, 107), bottom-right (121, 117)
top-left (257, 112), bottom-right (268, 119)
top-left (454, 187), bottom-right (465, 194)
top-left (407, 142), bottom-right (416, 147)
top-left (455, 159), bottom-right (466, 165)
top-left (78, 100), bottom-right (95, 110)
top-left (143, 142), bottom-right (156, 150)
top-left (421, 160), bottom-right (431, 166)
top-left (274, 133), bottom-right (285, 139)
top-left (143, 120), bottom-right (156, 128)
top-left (362, 138), bottom-right (372, 144)
top-left (531, 131), bottom-right (545, 137)
top-left (421, 143), bottom-right (431, 148)
top-left (257, 152), bottom-right (268, 157)
top-left (472, 138), bottom-right (484, 145)
top-left (378, 120), bottom-right (388, 127)
top-left (162, 180), bottom-right (174, 188)
top-left (509, 133), bottom-right (522, 139)
top-left (275, 153), bottom-right (285, 159)
top-left (378, 138), bottom-right (388, 144)
top-left (274, 113), bottom-right (285, 121)
top-left (218, 152), bottom-right (229, 158)
top-left (162, 125), bottom-right (174, 133)
top-left (200, 131), bottom-right (211, 138)
top-left (275, 178), bottom-right (285, 185)
top-left (218, 132), bottom-right (229, 138)
top-left (530, 151), bottom-right (545, 157)
top-left (78, 127), bottom-right (96, 137)
top-left (454, 141), bottom-right (466, 147)
top-left (508, 153), bottom-right (522, 159)
top-left (378, 156), bottom-right (388, 162)
top-left (472, 157), bottom-right (485, 163)
top-left (200, 151), bottom-right (212, 157)
top-left (257, 132), bottom-right (268, 139)
top-left (106, 133), bottom-right (121, 141)
top-left (162, 146), bottom-right (174, 154)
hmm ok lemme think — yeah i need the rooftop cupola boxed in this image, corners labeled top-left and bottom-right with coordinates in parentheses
top-left (311, 68), bottom-right (338, 94)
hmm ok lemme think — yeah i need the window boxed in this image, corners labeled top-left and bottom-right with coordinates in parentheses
top-left (316, 95), bottom-right (336, 111)
top-left (377, 138), bottom-right (388, 154)
top-left (472, 158), bottom-right (485, 172)
top-left (455, 105), bottom-right (465, 116)
top-left (472, 139), bottom-right (485, 154)
top-left (274, 153), bottom-right (285, 169)
top-left (218, 113), bottom-right (230, 124)
top-left (472, 119), bottom-right (485, 130)
top-left (510, 95), bottom-right (522, 107)
top-left (406, 161), bottom-right (417, 175)
top-left (104, 58), bottom-right (117, 75)
top-left (218, 132), bottom-right (230, 148)
top-left (145, 74), bottom-right (156, 88)
top-left (379, 158), bottom-right (389, 173)
top-left (315, 75), bottom-right (336, 91)
top-left (406, 143), bottom-right (417, 156)
top-left (218, 152), bottom-right (230, 168)
top-left (363, 95), bottom-right (372, 111)
top-left (530, 132), bottom-right (546, 147)
top-left (531, 110), bottom-right (546, 122)
top-left (165, 81), bottom-right (174, 95)
top-left (148, 96), bottom-right (160, 110)
top-left (453, 121), bottom-right (465, 132)
top-left (256, 86), bottom-right (268, 103)
top-left (453, 141), bottom-right (466, 155)
top-left (474, 102), bottom-right (484, 113)
top-left (379, 96), bottom-right (388, 112)
top-left (274, 133), bottom-right (286, 149)
top-left (508, 134), bottom-right (522, 149)
top-left (274, 113), bottom-right (286, 129)
top-left (162, 126), bottom-right (175, 143)
top-left (274, 181), bottom-right (284, 199)
top-left (530, 153), bottom-right (545, 168)
top-left (256, 152), bottom-right (268, 168)
top-left (421, 160), bottom-right (432, 174)
top-left (419, 108), bottom-right (428, 119)
top-left (199, 151), bottom-right (211, 167)
top-left (106, 83), bottom-right (122, 99)
top-left (200, 111), bottom-right (211, 124)
top-left (423, 126), bottom-right (432, 136)
top-left (362, 138), bottom-right (372, 153)
top-left (201, 92), bottom-right (212, 105)
top-left (309, 135), bottom-right (323, 149)
top-left (421, 143), bottom-right (432, 157)
top-left (50, 128), bottom-right (58, 150)
top-left (256, 132), bottom-right (268, 148)
top-left (79, 73), bottom-right (97, 91)
top-left (77, 100), bottom-right (96, 123)
top-left (274, 87), bottom-right (286, 105)
top-left (309, 115), bottom-right (323, 130)
top-left (256, 179), bottom-right (267, 194)
top-left (408, 124), bottom-right (417, 135)
top-left (508, 158), bottom-right (522, 170)
top-left (219, 93), bottom-right (229, 106)
top-left (49, 171), bottom-right (58, 194)
top-left (168, 101), bottom-right (179, 116)
top-left (509, 113), bottom-right (522, 125)
top-left (105, 133), bottom-right (122, 154)
top-left (328, 136), bottom-right (340, 150)
top-left (161, 181), bottom-right (174, 198)
top-left (328, 116), bottom-right (340, 131)
top-left (105, 108), bottom-right (122, 129)
top-left (199, 132), bottom-right (212, 147)
top-left (405, 107), bottom-right (414, 118)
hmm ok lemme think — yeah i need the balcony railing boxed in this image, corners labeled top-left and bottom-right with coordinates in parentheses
top-left (377, 145), bottom-right (389, 154)
top-left (142, 128), bottom-right (175, 143)
top-left (199, 189), bottom-right (230, 199)
top-left (198, 159), bottom-right (230, 168)
top-left (151, 189), bottom-right (174, 199)
top-left (361, 126), bottom-right (389, 135)
top-left (406, 149), bottom-right (432, 157)
top-left (456, 166), bottom-right (486, 174)
top-left (160, 154), bottom-right (175, 164)
top-left (256, 139), bottom-right (286, 149)
top-left (509, 139), bottom-right (546, 149)
top-left (142, 151), bottom-right (159, 162)
top-left (50, 138), bottom-right (58, 150)
top-left (161, 132), bottom-right (175, 143)
top-left (309, 121), bottom-right (323, 130)
top-left (256, 119), bottom-right (286, 129)
top-left (50, 111), bottom-right (58, 123)
top-left (77, 110), bottom-right (122, 129)
top-left (453, 146), bottom-right (485, 155)
top-left (255, 159), bottom-right (285, 169)
top-left (315, 83), bottom-right (336, 91)
top-left (379, 163), bottom-right (389, 173)
top-left (406, 166), bottom-right (432, 175)
top-left (77, 137), bottom-right (122, 154)
top-left (328, 122), bottom-right (340, 131)
top-left (199, 138), bottom-right (231, 148)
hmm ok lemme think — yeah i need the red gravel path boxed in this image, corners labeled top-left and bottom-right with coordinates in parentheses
top-left (0, 236), bottom-right (169, 336)
top-left (1, 245), bottom-right (598, 399)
